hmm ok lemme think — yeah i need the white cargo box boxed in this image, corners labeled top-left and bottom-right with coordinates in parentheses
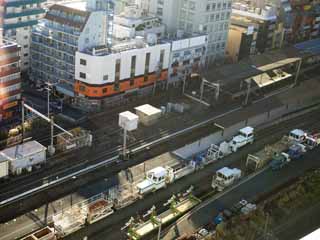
top-left (134, 104), bottom-right (162, 126)
top-left (119, 111), bottom-right (139, 131)
top-left (0, 156), bottom-right (9, 179)
top-left (0, 141), bottom-right (47, 175)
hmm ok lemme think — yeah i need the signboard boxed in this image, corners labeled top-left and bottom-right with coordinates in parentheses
top-left (3, 101), bottom-right (18, 110)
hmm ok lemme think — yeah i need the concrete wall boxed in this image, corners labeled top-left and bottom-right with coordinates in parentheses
top-left (173, 100), bottom-right (320, 160)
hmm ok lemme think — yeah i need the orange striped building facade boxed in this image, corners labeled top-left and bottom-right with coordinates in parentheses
top-left (74, 41), bottom-right (171, 101)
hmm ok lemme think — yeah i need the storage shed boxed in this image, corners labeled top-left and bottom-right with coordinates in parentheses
top-left (0, 141), bottom-right (47, 175)
top-left (134, 104), bottom-right (162, 126)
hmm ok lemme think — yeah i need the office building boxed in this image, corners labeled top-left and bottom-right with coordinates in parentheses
top-left (149, 0), bottom-right (231, 63)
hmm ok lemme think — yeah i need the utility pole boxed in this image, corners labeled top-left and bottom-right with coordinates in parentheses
top-left (21, 99), bottom-right (25, 142)
top-left (48, 116), bottom-right (55, 156)
top-left (46, 83), bottom-right (50, 118)
top-left (244, 78), bottom-right (252, 105)
top-left (123, 128), bottom-right (127, 159)
top-left (294, 59), bottom-right (302, 86)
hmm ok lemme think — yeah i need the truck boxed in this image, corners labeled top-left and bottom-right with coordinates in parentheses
top-left (287, 144), bottom-right (305, 160)
top-left (211, 167), bottom-right (242, 192)
top-left (304, 133), bottom-right (320, 150)
top-left (136, 167), bottom-right (171, 195)
top-left (136, 162), bottom-right (197, 195)
top-left (288, 129), bottom-right (307, 143)
top-left (270, 152), bottom-right (290, 170)
top-left (229, 126), bottom-right (254, 152)
top-left (246, 135), bottom-right (292, 172)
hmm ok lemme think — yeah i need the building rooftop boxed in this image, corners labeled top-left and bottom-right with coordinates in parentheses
top-left (62, 1), bottom-right (87, 11)
top-left (0, 141), bottom-right (46, 161)
top-left (135, 104), bottom-right (161, 116)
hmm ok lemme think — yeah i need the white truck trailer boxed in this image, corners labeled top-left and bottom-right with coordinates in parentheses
top-left (0, 141), bottom-right (47, 175)
top-left (211, 167), bottom-right (242, 192)
top-left (0, 157), bottom-right (9, 180)
top-left (229, 126), bottom-right (254, 152)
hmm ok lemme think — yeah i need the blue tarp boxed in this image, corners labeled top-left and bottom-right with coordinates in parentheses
top-left (294, 38), bottom-right (320, 55)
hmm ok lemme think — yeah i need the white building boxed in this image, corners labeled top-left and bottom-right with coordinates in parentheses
top-left (2, 0), bottom-right (46, 71)
top-left (168, 34), bottom-right (207, 86)
top-left (74, 33), bottom-right (207, 109)
top-left (75, 37), bottom-right (170, 108)
top-left (148, 0), bottom-right (232, 63)
top-left (113, 5), bottom-right (165, 40)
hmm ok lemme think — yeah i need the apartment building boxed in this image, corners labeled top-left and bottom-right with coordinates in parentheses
top-left (1, 0), bottom-right (46, 71)
top-left (149, 0), bottom-right (231, 64)
top-left (30, 0), bottom-right (114, 96)
top-left (0, 38), bottom-right (21, 123)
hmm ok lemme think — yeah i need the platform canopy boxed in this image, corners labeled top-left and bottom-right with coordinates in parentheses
top-left (246, 57), bottom-right (300, 88)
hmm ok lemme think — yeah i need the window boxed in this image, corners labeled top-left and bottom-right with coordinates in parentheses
top-left (130, 55), bottom-right (136, 86)
top-left (80, 59), bottom-right (86, 65)
top-left (24, 53), bottom-right (28, 57)
top-left (206, 4), bottom-right (210, 11)
top-left (114, 59), bottom-right (121, 91)
top-left (103, 75), bottom-right (108, 81)
top-left (24, 35), bottom-right (28, 39)
top-left (79, 86), bottom-right (85, 91)
top-left (144, 53), bottom-right (150, 82)
top-left (79, 72), bottom-right (86, 79)
top-left (102, 88), bottom-right (107, 93)
top-left (159, 49), bottom-right (165, 68)
top-left (23, 44), bottom-right (28, 48)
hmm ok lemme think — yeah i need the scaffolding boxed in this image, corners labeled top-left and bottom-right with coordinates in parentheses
top-left (55, 127), bottom-right (92, 152)
top-left (52, 192), bottom-right (112, 237)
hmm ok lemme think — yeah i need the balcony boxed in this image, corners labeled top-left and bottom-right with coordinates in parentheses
top-left (5, 9), bottom-right (45, 19)
top-left (5, 0), bottom-right (46, 7)
top-left (0, 78), bottom-right (21, 88)
top-left (4, 20), bottom-right (39, 30)
top-left (0, 67), bottom-right (20, 77)
top-left (0, 56), bottom-right (20, 66)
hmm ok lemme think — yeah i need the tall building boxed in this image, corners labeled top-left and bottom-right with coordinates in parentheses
top-left (30, 0), bottom-right (114, 97)
top-left (149, 0), bottom-right (232, 63)
top-left (231, 2), bottom-right (284, 53)
top-left (0, 38), bottom-right (21, 123)
top-left (226, 24), bottom-right (257, 63)
top-left (0, 0), bottom-right (46, 71)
